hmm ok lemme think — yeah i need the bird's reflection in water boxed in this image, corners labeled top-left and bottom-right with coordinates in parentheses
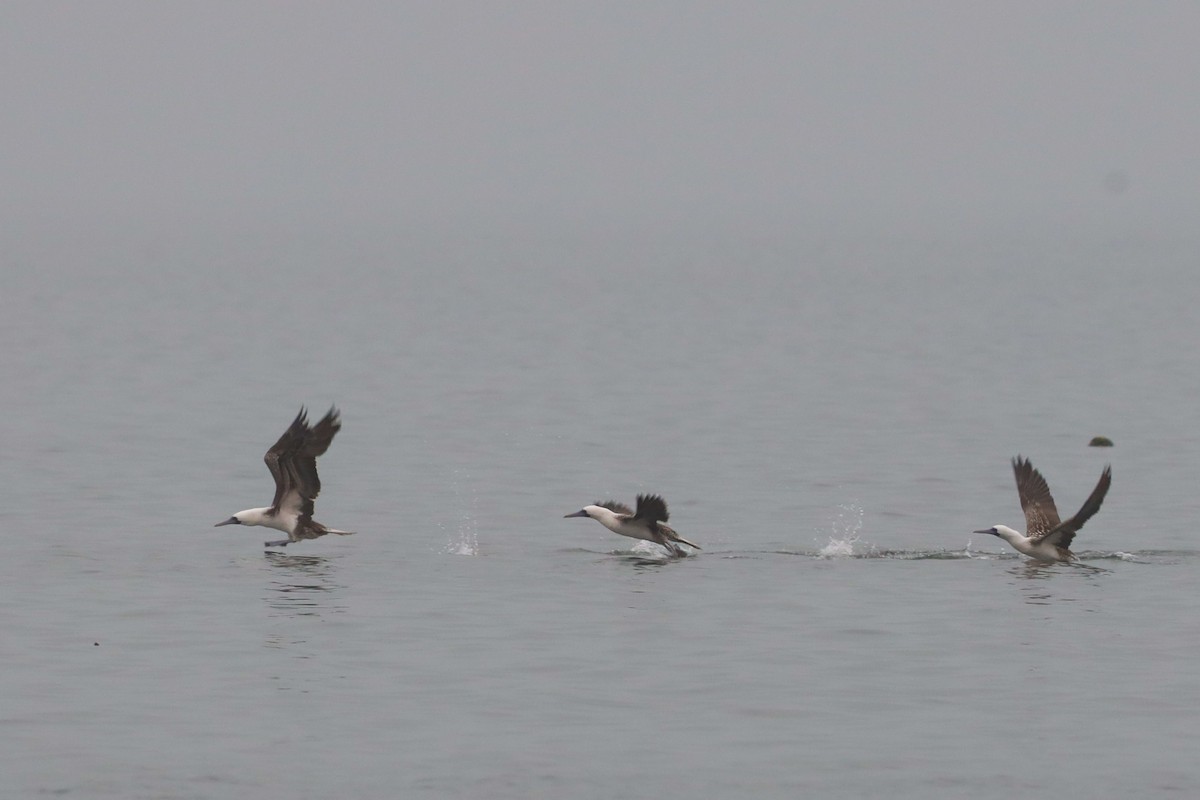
top-left (611, 550), bottom-right (690, 571)
top-left (1007, 559), bottom-right (1106, 607)
top-left (262, 551), bottom-right (345, 619)
top-left (628, 556), bottom-right (672, 571)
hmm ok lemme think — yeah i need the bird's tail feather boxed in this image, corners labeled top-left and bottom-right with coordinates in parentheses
top-left (671, 534), bottom-right (701, 550)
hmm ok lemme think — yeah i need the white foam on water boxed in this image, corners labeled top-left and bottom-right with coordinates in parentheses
top-left (628, 539), bottom-right (674, 559)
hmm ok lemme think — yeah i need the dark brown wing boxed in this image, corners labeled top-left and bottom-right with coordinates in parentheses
top-left (1035, 465), bottom-right (1112, 548)
top-left (265, 408), bottom-right (310, 511)
top-left (292, 407), bottom-right (341, 499)
top-left (634, 494), bottom-right (669, 524)
top-left (264, 407), bottom-right (342, 513)
top-left (596, 499), bottom-right (634, 516)
top-left (1012, 456), bottom-right (1061, 537)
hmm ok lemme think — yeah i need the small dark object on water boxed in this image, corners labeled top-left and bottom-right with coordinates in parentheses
top-left (93, 642), bottom-right (99, 646)
top-left (1089, 436), bottom-right (1114, 447)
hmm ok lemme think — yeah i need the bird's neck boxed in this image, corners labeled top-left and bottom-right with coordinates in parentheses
top-left (993, 525), bottom-right (1030, 547)
top-left (590, 508), bottom-right (624, 533)
top-left (237, 507), bottom-right (274, 527)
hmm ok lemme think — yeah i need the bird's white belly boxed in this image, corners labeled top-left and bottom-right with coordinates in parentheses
top-left (601, 519), bottom-right (649, 541)
top-left (263, 513), bottom-right (296, 534)
top-left (1019, 540), bottom-right (1068, 562)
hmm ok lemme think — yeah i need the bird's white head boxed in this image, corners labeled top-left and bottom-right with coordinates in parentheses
top-left (973, 524), bottom-right (1023, 544)
top-left (215, 508), bottom-right (271, 528)
top-left (563, 504), bottom-right (618, 523)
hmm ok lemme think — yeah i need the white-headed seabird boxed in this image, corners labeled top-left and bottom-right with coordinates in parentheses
top-left (975, 456), bottom-right (1111, 562)
top-left (564, 494), bottom-right (700, 556)
top-left (215, 407), bottom-right (354, 548)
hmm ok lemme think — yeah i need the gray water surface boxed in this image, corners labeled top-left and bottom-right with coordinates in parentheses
top-left (3, 230), bottom-right (1198, 798)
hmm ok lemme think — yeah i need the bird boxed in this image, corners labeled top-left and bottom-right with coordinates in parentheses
top-left (974, 456), bottom-right (1111, 562)
top-left (564, 494), bottom-right (700, 556)
top-left (215, 407), bottom-right (354, 548)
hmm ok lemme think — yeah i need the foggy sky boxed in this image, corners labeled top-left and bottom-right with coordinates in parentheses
top-left (2, 2), bottom-right (1198, 240)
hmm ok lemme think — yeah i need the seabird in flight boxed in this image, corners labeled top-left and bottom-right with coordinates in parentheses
top-left (564, 494), bottom-right (700, 556)
top-left (215, 407), bottom-right (354, 548)
top-left (975, 456), bottom-right (1111, 562)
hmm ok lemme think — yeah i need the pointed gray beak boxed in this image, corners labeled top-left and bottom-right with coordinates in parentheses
top-left (973, 528), bottom-right (995, 535)
top-left (564, 510), bottom-right (588, 518)
top-left (215, 517), bottom-right (240, 527)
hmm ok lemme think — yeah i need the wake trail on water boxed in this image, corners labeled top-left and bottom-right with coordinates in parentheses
top-left (753, 504), bottom-right (1199, 562)
top-left (547, 497), bottom-right (1200, 564)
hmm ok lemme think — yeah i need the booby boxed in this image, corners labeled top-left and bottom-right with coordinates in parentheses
top-left (215, 407), bottom-right (354, 548)
top-left (975, 456), bottom-right (1111, 562)
top-left (564, 494), bottom-right (700, 556)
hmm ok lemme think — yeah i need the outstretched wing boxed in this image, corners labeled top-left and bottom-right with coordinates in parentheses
top-left (1034, 465), bottom-right (1112, 548)
top-left (596, 499), bottom-right (634, 516)
top-left (1012, 456), bottom-right (1061, 537)
top-left (264, 407), bottom-right (342, 514)
top-left (292, 407), bottom-right (341, 501)
top-left (265, 408), bottom-right (310, 511)
top-left (633, 494), bottom-right (670, 524)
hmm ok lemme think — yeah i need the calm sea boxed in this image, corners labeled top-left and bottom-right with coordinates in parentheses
top-left (2, 226), bottom-right (1198, 798)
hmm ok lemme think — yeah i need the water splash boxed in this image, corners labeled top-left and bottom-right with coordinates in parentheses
top-left (440, 468), bottom-right (479, 555)
top-left (818, 537), bottom-right (857, 558)
top-left (624, 539), bottom-right (688, 559)
top-left (629, 540), bottom-right (665, 557)
top-left (817, 503), bottom-right (871, 558)
top-left (445, 526), bottom-right (478, 556)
